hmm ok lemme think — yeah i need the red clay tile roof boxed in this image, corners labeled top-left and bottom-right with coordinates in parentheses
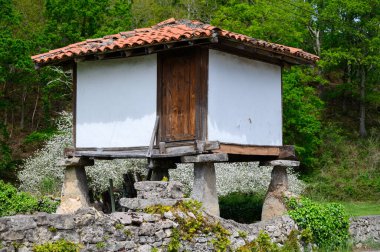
top-left (32, 18), bottom-right (319, 65)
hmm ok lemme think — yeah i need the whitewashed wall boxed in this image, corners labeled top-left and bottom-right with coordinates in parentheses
top-left (208, 50), bottom-right (282, 146)
top-left (76, 55), bottom-right (157, 148)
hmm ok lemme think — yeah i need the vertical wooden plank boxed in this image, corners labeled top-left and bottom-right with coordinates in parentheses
top-left (72, 62), bottom-right (77, 148)
top-left (157, 53), bottom-right (163, 143)
top-left (197, 47), bottom-right (208, 141)
top-left (159, 48), bottom-right (197, 142)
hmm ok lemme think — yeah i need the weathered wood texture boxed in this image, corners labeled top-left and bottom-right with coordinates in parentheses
top-left (214, 143), bottom-right (280, 156)
top-left (158, 47), bottom-right (208, 143)
top-left (159, 49), bottom-right (197, 142)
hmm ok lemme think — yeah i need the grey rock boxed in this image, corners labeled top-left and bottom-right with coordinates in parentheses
top-left (0, 219), bottom-right (8, 232)
top-left (138, 244), bottom-right (152, 252)
top-left (155, 230), bottom-right (166, 240)
top-left (139, 223), bottom-right (156, 236)
top-left (142, 213), bottom-right (156, 222)
top-left (164, 211), bottom-right (174, 220)
top-left (120, 198), bottom-right (180, 210)
top-left (81, 225), bottom-right (104, 243)
top-left (34, 212), bottom-right (49, 226)
top-left (147, 236), bottom-right (155, 243)
top-left (134, 181), bottom-right (184, 200)
top-left (159, 220), bottom-right (174, 229)
top-left (153, 241), bottom-right (162, 248)
top-left (107, 241), bottom-right (126, 251)
top-left (125, 241), bottom-right (136, 249)
top-left (52, 230), bottom-right (80, 243)
top-left (110, 212), bottom-right (132, 225)
top-left (139, 235), bottom-right (147, 243)
top-left (1, 230), bottom-right (25, 241)
top-left (164, 229), bottom-right (172, 237)
top-left (47, 214), bottom-right (75, 230)
top-left (9, 215), bottom-right (36, 231)
top-left (131, 214), bottom-right (143, 225)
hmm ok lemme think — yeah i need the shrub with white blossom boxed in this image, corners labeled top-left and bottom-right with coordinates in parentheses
top-left (18, 112), bottom-right (145, 196)
top-left (19, 111), bottom-right (305, 197)
top-left (171, 163), bottom-right (305, 197)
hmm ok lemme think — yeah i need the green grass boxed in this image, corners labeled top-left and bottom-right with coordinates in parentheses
top-left (313, 201), bottom-right (380, 217)
top-left (339, 202), bottom-right (380, 217)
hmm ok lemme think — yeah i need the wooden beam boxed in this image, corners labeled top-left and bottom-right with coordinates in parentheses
top-left (181, 153), bottom-right (228, 163)
top-left (278, 145), bottom-right (296, 160)
top-left (147, 116), bottom-right (159, 157)
top-left (214, 144), bottom-right (280, 156)
top-left (196, 141), bottom-right (220, 152)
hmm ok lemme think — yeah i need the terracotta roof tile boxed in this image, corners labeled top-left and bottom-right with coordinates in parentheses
top-left (32, 18), bottom-right (319, 65)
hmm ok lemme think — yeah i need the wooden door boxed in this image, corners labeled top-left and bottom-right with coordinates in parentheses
top-left (159, 49), bottom-right (197, 142)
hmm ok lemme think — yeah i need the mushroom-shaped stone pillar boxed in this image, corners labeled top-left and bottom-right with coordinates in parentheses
top-left (261, 160), bottom-right (300, 221)
top-left (56, 157), bottom-right (94, 214)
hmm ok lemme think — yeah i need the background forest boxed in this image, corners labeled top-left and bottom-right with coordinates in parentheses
top-left (0, 0), bottom-right (379, 215)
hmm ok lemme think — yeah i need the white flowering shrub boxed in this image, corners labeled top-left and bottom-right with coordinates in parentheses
top-left (19, 111), bottom-right (305, 197)
top-left (18, 112), bottom-right (145, 196)
top-left (170, 163), bottom-right (305, 197)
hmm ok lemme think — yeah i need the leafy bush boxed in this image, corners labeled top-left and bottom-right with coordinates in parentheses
top-left (33, 239), bottom-right (82, 252)
top-left (0, 180), bottom-right (58, 217)
top-left (287, 197), bottom-right (350, 248)
top-left (219, 192), bottom-right (264, 223)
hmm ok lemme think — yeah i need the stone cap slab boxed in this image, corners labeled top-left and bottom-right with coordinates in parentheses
top-left (261, 160), bottom-right (300, 167)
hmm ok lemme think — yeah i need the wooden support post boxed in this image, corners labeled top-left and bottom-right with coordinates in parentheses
top-left (191, 162), bottom-right (220, 216)
top-left (109, 179), bottom-right (116, 213)
top-left (261, 160), bottom-right (299, 221)
top-left (56, 157), bottom-right (94, 214)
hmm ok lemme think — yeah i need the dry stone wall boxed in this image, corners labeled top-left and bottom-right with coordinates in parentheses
top-left (0, 208), bottom-right (297, 252)
top-left (1, 181), bottom-right (378, 251)
top-left (349, 215), bottom-right (380, 247)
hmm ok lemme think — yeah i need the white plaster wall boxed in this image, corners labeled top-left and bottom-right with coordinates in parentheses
top-left (208, 50), bottom-right (282, 146)
top-left (76, 55), bottom-right (157, 148)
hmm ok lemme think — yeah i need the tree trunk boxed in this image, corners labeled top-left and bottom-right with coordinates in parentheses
top-left (359, 67), bottom-right (367, 137)
top-left (308, 26), bottom-right (321, 56)
top-left (31, 85), bottom-right (39, 129)
top-left (20, 85), bottom-right (27, 130)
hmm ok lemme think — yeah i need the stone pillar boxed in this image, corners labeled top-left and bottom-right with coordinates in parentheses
top-left (191, 162), bottom-right (220, 216)
top-left (56, 157), bottom-right (94, 214)
top-left (261, 160), bottom-right (299, 221)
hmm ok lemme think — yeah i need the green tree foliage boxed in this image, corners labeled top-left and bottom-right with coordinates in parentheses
top-left (314, 0), bottom-right (380, 137)
top-left (283, 68), bottom-right (324, 168)
top-left (212, 0), bottom-right (310, 48)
